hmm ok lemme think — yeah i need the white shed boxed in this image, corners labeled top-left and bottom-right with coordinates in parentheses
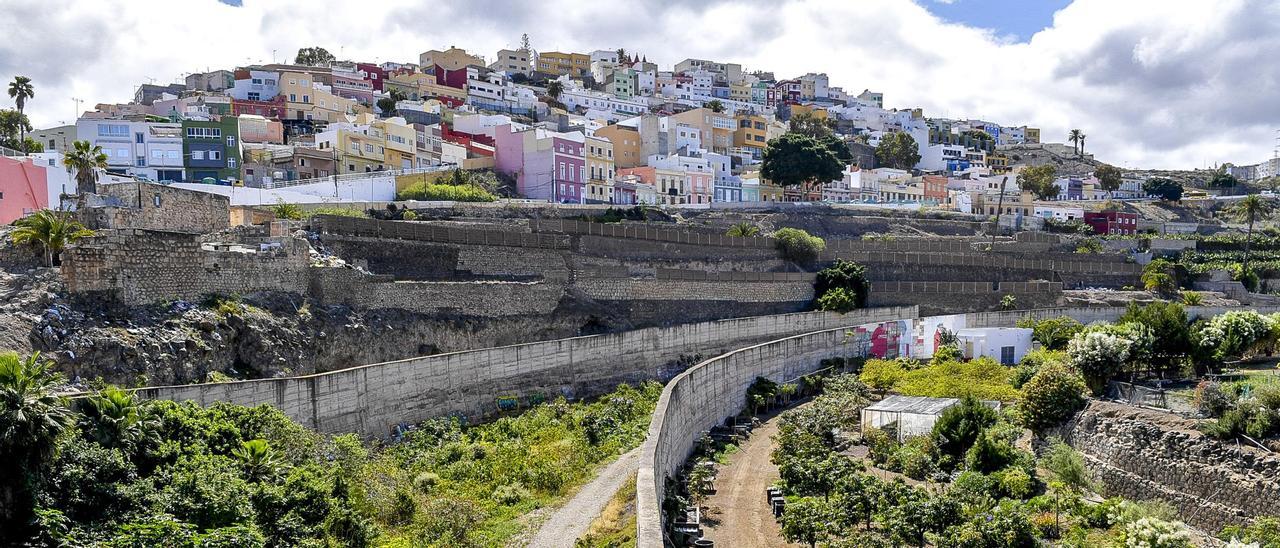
top-left (860, 395), bottom-right (1003, 442)
top-left (956, 327), bottom-right (1033, 365)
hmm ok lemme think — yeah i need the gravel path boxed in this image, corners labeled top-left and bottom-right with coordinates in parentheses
top-left (701, 409), bottom-right (800, 548)
top-left (525, 447), bottom-right (641, 548)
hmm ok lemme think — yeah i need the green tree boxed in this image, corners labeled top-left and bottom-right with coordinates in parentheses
top-left (1094, 164), bottom-right (1123, 199)
top-left (1041, 437), bottom-right (1093, 494)
top-left (80, 386), bottom-right (154, 451)
top-left (0, 352), bottom-right (74, 538)
top-left (725, 222), bottom-right (760, 237)
top-left (294, 47), bottom-right (335, 66)
top-left (705, 99), bottom-right (725, 113)
top-left (1117, 302), bottom-right (1191, 376)
top-left (11, 209), bottom-right (94, 267)
top-left (1016, 316), bottom-right (1084, 350)
top-left (1017, 164), bottom-right (1059, 200)
top-left (874, 131), bottom-right (921, 170)
top-left (0, 108), bottom-right (32, 151)
top-left (1068, 129), bottom-right (1083, 156)
top-left (779, 496), bottom-right (834, 548)
top-left (762, 133), bottom-right (844, 190)
top-left (932, 396), bottom-right (997, 465)
top-left (1210, 168), bottom-right (1239, 188)
top-left (545, 80), bottom-right (564, 100)
top-left (7, 76), bottom-right (34, 152)
top-left (820, 133), bottom-right (855, 163)
top-left (772, 227), bottom-right (826, 264)
top-left (64, 139), bottom-right (109, 195)
top-left (375, 96), bottom-right (397, 115)
top-left (814, 259), bottom-right (870, 309)
top-left (1227, 194), bottom-right (1275, 276)
top-left (789, 111), bottom-right (835, 139)
top-left (1016, 362), bottom-right (1088, 430)
top-left (1143, 177), bottom-right (1183, 201)
top-left (233, 439), bottom-right (283, 482)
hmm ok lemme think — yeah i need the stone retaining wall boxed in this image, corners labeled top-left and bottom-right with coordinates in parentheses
top-left (135, 307), bottom-right (915, 439)
top-left (636, 307), bottom-right (916, 548)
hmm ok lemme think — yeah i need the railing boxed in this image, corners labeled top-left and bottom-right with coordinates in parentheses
top-left (261, 163), bottom-right (457, 189)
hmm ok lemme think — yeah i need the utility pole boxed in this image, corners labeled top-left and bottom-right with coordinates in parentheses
top-left (71, 97), bottom-right (83, 122)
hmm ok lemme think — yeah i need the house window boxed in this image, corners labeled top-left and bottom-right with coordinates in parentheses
top-left (247, 92), bottom-right (260, 101)
top-left (210, 150), bottom-right (221, 160)
top-left (153, 194), bottom-right (162, 207)
top-left (136, 156), bottom-right (146, 167)
top-left (135, 132), bottom-right (145, 144)
top-left (228, 158), bottom-right (237, 168)
top-left (302, 95), bottom-right (310, 103)
top-left (227, 136), bottom-right (236, 147)
top-left (98, 124), bottom-right (128, 137)
top-left (289, 94), bottom-right (297, 102)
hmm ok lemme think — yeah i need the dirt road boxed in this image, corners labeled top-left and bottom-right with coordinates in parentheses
top-left (701, 411), bottom-right (800, 548)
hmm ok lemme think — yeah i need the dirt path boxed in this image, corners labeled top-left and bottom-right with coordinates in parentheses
top-left (701, 410), bottom-right (801, 548)
top-left (525, 447), bottom-right (641, 548)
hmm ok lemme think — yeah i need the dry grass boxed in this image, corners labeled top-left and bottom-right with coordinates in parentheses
top-left (574, 473), bottom-right (638, 548)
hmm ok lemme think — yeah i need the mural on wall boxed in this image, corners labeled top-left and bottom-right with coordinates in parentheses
top-left (868, 321), bottom-right (907, 359)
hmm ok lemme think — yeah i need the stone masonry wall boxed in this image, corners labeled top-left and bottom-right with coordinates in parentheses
top-left (83, 182), bottom-right (231, 234)
top-left (134, 306), bottom-right (918, 439)
top-left (308, 268), bottom-right (565, 318)
top-left (1053, 401), bottom-right (1280, 532)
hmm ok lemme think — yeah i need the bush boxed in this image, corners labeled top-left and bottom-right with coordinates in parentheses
top-left (1017, 362), bottom-right (1088, 431)
top-left (1193, 380), bottom-right (1234, 418)
top-left (1076, 238), bottom-right (1104, 254)
top-left (965, 431), bottom-right (1018, 474)
top-left (773, 227), bottom-right (826, 264)
top-left (814, 260), bottom-right (870, 310)
top-left (1180, 290), bottom-right (1204, 306)
top-left (817, 287), bottom-right (859, 313)
top-left (397, 182), bottom-right (496, 202)
top-left (859, 359), bottom-right (907, 391)
top-left (995, 468), bottom-right (1034, 499)
top-left (270, 200), bottom-right (303, 220)
top-left (1219, 516), bottom-right (1280, 547)
top-left (888, 357), bottom-right (1022, 401)
top-left (1066, 325), bottom-right (1139, 394)
top-left (1197, 310), bottom-right (1276, 362)
top-left (932, 396), bottom-right (997, 464)
top-left (1123, 517), bottom-right (1193, 548)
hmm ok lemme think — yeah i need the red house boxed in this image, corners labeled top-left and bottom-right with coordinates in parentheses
top-left (1083, 211), bottom-right (1138, 235)
top-left (232, 96), bottom-right (286, 119)
top-left (0, 157), bottom-right (50, 224)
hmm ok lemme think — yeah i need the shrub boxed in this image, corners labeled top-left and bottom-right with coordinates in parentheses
top-left (1123, 517), bottom-right (1193, 548)
top-left (726, 222), bottom-right (761, 237)
top-left (817, 287), bottom-right (858, 313)
top-left (1012, 348), bottom-right (1067, 389)
top-left (814, 260), bottom-right (870, 310)
top-left (773, 227), bottom-right (826, 264)
top-left (859, 359), bottom-right (906, 391)
top-left (1181, 291), bottom-right (1204, 306)
top-left (890, 357), bottom-right (1021, 401)
top-left (995, 467), bottom-right (1034, 499)
top-left (1193, 380), bottom-right (1234, 418)
top-left (965, 431), bottom-right (1018, 474)
top-left (1076, 238), bottom-right (1104, 254)
top-left (397, 182), bottom-right (496, 202)
top-left (1219, 516), bottom-right (1280, 547)
top-left (932, 396), bottom-right (997, 463)
top-left (1197, 310), bottom-right (1276, 362)
top-left (892, 436), bottom-right (939, 480)
top-left (1042, 437), bottom-right (1094, 493)
top-left (1017, 362), bottom-right (1088, 431)
top-left (999, 294), bottom-right (1017, 310)
top-left (939, 500), bottom-right (1037, 548)
top-left (1066, 325), bottom-right (1138, 394)
top-left (270, 200), bottom-right (303, 220)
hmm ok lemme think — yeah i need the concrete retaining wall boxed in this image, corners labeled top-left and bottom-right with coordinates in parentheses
top-left (635, 306), bottom-right (915, 548)
top-left (134, 307), bottom-right (915, 439)
top-left (963, 305), bottom-right (1280, 328)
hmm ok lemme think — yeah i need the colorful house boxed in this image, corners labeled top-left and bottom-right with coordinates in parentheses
top-left (0, 157), bottom-right (50, 224)
top-left (182, 116), bottom-right (242, 183)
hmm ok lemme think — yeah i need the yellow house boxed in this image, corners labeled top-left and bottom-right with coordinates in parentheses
top-left (790, 104), bottom-right (828, 120)
top-left (671, 107), bottom-right (735, 153)
top-left (759, 178), bottom-right (785, 202)
top-left (655, 168), bottom-right (687, 205)
top-left (585, 135), bottom-right (616, 204)
top-left (279, 71), bottom-right (358, 122)
top-left (734, 113), bottom-right (770, 155)
top-left (385, 72), bottom-right (467, 104)
top-left (376, 117), bottom-right (418, 170)
top-left (419, 47), bottom-right (484, 71)
top-left (729, 81), bottom-right (753, 103)
top-left (537, 51), bottom-right (591, 77)
top-left (595, 124), bottom-right (643, 169)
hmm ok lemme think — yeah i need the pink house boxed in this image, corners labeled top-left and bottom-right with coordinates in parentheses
top-left (687, 171), bottom-right (712, 204)
top-left (494, 124), bottom-right (586, 203)
top-left (0, 157), bottom-right (50, 224)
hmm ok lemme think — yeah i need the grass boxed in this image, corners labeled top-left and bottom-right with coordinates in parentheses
top-left (574, 473), bottom-right (638, 548)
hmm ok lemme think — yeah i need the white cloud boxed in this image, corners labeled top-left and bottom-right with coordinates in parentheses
top-left (1, 0), bottom-right (1276, 169)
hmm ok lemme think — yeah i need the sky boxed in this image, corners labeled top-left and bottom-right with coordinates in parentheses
top-left (2, 0), bottom-right (1278, 170)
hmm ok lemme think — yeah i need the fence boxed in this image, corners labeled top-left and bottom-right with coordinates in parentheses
top-left (263, 164), bottom-right (457, 190)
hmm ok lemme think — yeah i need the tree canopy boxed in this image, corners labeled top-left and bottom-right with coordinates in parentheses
top-left (1017, 164), bottom-right (1059, 200)
top-left (873, 131), bottom-right (921, 170)
top-left (1143, 177), bottom-right (1183, 201)
top-left (789, 111), bottom-right (835, 139)
top-left (1094, 164), bottom-right (1123, 196)
top-left (1210, 169), bottom-right (1239, 188)
top-left (762, 133), bottom-right (844, 189)
top-left (294, 47), bottom-right (335, 66)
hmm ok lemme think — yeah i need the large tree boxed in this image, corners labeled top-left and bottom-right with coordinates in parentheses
top-left (545, 80), bottom-right (563, 100)
top-left (7, 76), bottom-right (33, 152)
top-left (1210, 168), bottom-right (1239, 188)
top-left (1227, 194), bottom-right (1275, 276)
top-left (874, 131), bottom-right (921, 170)
top-left (0, 352), bottom-right (73, 538)
top-left (1017, 164), bottom-right (1059, 200)
top-left (789, 111), bottom-right (835, 139)
top-left (0, 108), bottom-right (31, 151)
top-left (762, 133), bottom-right (844, 191)
top-left (294, 47), bottom-right (335, 66)
top-left (1094, 164), bottom-right (1123, 198)
top-left (1143, 177), bottom-right (1183, 201)
top-left (64, 140), bottom-right (108, 196)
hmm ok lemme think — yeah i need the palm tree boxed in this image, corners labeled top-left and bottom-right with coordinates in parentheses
top-left (1228, 194), bottom-right (1275, 277)
top-left (616, 48), bottom-right (627, 62)
top-left (1078, 132), bottom-right (1087, 157)
top-left (545, 80), bottom-right (563, 101)
top-left (63, 139), bottom-right (108, 195)
top-left (80, 386), bottom-right (154, 450)
top-left (726, 222), bottom-right (761, 237)
top-left (11, 209), bottom-right (94, 267)
top-left (7, 76), bottom-right (33, 152)
top-left (233, 439), bottom-right (283, 482)
top-left (0, 352), bottom-right (73, 534)
top-left (1067, 129), bottom-right (1082, 156)
top-left (706, 99), bottom-right (725, 113)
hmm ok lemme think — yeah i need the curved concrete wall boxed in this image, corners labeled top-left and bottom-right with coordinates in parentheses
top-left (635, 307), bottom-right (914, 547)
top-left (134, 306), bottom-right (915, 438)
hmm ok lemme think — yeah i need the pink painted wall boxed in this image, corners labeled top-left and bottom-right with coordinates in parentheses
top-left (0, 157), bottom-right (50, 224)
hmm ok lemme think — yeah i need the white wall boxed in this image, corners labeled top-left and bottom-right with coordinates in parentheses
top-left (170, 176), bottom-right (396, 205)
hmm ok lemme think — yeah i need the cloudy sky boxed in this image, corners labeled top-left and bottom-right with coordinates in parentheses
top-left (2, 0), bottom-right (1277, 169)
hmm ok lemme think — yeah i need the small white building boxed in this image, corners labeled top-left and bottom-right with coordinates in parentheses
top-left (861, 395), bottom-right (1002, 442)
top-left (956, 327), bottom-right (1033, 365)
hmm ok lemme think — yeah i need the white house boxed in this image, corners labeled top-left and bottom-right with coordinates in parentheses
top-left (227, 70), bottom-right (280, 101)
top-left (956, 327), bottom-right (1033, 365)
top-left (76, 119), bottom-right (185, 182)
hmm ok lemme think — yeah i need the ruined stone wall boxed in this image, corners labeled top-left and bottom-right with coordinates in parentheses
top-left (868, 281), bottom-right (1063, 314)
top-left (134, 306), bottom-right (917, 438)
top-left (62, 229), bottom-right (309, 303)
top-left (308, 268), bottom-right (565, 318)
top-left (82, 182), bottom-right (231, 234)
top-left (1053, 401), bottom-right (1280, 532)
